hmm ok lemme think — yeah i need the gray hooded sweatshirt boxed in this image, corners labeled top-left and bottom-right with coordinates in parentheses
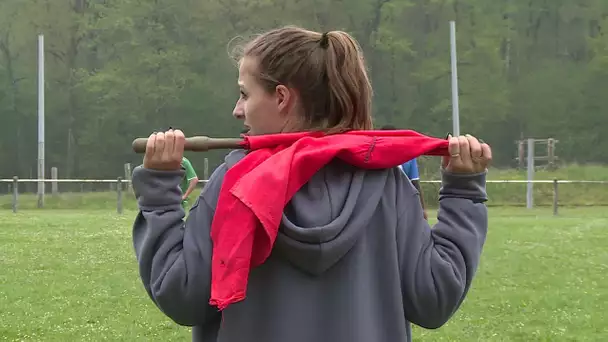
top-left (131, 149), bottom-right (488, 342)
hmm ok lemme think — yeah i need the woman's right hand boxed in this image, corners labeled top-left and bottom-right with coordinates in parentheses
top-left (143, 129), bottom-right (186, 171)
top-left (442, 134), bottom-right (492, 174)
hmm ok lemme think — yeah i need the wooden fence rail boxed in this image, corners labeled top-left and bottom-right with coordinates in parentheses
top-left (2, 178), bottom-right (607, 215)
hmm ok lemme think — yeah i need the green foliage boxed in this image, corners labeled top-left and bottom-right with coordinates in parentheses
top-left (1, 0), bottom-right (607, 179)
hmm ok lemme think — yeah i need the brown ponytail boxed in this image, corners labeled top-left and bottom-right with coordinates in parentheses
top-left (237, 26), bottom-right (373, 133)
top-left (322, 31), bottom-right (373, 133)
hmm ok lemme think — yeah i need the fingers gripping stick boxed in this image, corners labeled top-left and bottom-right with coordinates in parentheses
top-left (442, 134), bottom-right (492, 173)
top-left (132, 136), bottom-right (244, 153)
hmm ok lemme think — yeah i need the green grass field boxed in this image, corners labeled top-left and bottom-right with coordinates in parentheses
top-left (1, 207), bottom-right (607, 341)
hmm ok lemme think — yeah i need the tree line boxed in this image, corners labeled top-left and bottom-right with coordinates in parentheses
top-left (1, 0), bottom-right (607, 179)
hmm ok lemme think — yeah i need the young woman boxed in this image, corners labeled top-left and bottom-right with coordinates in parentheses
top-left (131, 26), bottom-right (491, 342)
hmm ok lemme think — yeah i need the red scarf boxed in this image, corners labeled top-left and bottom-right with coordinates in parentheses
top-left (208, 130), bottom-right (449, 310)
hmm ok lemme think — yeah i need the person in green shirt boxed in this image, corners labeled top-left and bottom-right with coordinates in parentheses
top-left (180, 157), bottom-right (199, 208)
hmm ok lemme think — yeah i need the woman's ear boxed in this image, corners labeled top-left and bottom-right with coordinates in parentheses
top-left (275, 84), bottom-right (294, 115)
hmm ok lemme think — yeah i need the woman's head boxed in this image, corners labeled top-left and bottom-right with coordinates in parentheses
top-left (232, 26), bottom-right (373, 136)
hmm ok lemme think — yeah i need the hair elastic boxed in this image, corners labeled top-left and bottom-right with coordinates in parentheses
top-left (319, 32), bottom-right (329, 49)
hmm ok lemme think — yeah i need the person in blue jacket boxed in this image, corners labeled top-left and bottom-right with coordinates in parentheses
top-left (382, 125), bottom-right (428, 220)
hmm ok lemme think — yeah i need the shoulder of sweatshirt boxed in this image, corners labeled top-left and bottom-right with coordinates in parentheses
top-left (197, 149), bottom-right (246, 209)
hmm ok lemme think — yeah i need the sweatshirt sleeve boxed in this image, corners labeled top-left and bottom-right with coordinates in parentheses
top-left (130, 163), bottom-right (227, 328)
top-left (396, 169), bottom-right (488, 329)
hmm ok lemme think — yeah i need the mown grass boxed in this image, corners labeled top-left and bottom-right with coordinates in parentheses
top-left (1, 207), bottom-right (607, 341)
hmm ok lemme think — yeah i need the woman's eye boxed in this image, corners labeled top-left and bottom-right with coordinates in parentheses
top-left (240, 90), bottom-right (247, 99)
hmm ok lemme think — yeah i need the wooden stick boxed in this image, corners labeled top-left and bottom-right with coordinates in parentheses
top-left (132, 136), bottom-right (244, 153)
